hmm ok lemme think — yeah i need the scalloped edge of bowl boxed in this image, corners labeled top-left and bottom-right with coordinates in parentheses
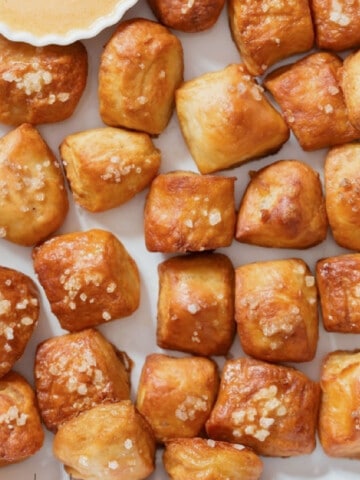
top-left (0, 0), bottom-right (139, 46)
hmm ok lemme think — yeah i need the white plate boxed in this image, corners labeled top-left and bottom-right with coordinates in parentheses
top-left (1, 2), bottom-right (360, 480)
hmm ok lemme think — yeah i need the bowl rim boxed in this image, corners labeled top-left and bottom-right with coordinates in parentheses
top-left (0, 0), bottom-right (139, 46)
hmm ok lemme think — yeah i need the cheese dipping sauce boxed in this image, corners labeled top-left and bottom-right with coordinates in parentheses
top-left (0, 0), bottom-right (122, 37)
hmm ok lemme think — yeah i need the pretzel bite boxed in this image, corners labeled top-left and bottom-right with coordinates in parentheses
top-left (235, 258), bottom-right (318, 363)
top-left (144, 171), bottom-right (236, 253)
top-left (264, 52), bottom-right (360, 150)
top-left (319, 350), bottom-right (360, 458)
top-left (342, 50), bottom-right (360, 130)
top-left (176, 64), bottom-right (289, 174)
top-left (53, 400), bottom-right (156, 480)
top-left (60, 127), bottom-right (161, 212)
top-left (206, 357), bottom-right (320, 457)
top-left (147, 0), bottom-right (225, 32)
top-left (163, 437), bottom-right (263, 480)
top-left (136, 353), bottom-right (219, 443)
top-left (324, 143), bottom-right (360, 250)
top-left (32, 229), bottom-right (140, 331)
top-left (0, 266), bottom-right (39, 378)
top-left (228, 0), bottom-right (314, 75)
top-left (34, 328), bottom-right (131, 432)
top-left (311, 0), bottom-right (360, 51)
top-left (235, 160), bottom-right (328, 248)
top-left (316, 254), bottom-right (360, 333)
top-left (157, 253), bottom-right (235, 356)
top-left (0, 123), bottom-right (68, 246)
top-left (0, 371), bottom-right (44, 466)
top-left (99, 18), bottom-right (183, 135)
top-left (0, 35), bottom-right (87, 125)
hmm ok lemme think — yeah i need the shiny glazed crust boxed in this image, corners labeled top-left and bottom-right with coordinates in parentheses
top-left (0, 266), bottom-right (39, 378)
top-left (311, 0), bottom-right (360, 51)
top-left (144, 171), bottom-right (236, 253)
top-left (60, 127), bottom-right (161, 212)
top-left (99, 18), bottom-right (183, 135)
top-left (264, 52), bottom-right (360, 150)
top-left (319, 350), bottom-right (360, 458)
top-left (342, 50), bottom-right (360, 130)
top-left (0, 123), bottom-right (69, 246)
top-left (235, 258), bottom-right (318, 362)
top-left (205, 357), bottom-right (320, 457)
top-left (228, 0), bottom-right (314, 75)
top-left (176, 64), bottom-right (289, 174)
top-left (0, 35), bottom-right (87, 125)
top-left (53, 400), bottom-right (156, 480)
top-left (235, 160), bottom-right (328, 248)
top-left (147, 0), bottom-right (225, 32)
top-left (157, 253), bottom-right (235, 356)
top-left (324, 143), bottom-right (360, 250)
top-left (32, 229), bottom-right (140, 331)
top-left (136, 353), bottom-right (219, 443)
top-left (34, 328), bottom-right (131, 432)
top-left (316, 254), bottom-right (360, 333)
top-left (0, 371), bottom-right (44, 466)
top-left (163, 437), bottom-right (263, 480)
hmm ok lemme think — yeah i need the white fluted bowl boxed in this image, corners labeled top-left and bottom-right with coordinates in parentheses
top-left (0, 0), bottom-right (139, 46)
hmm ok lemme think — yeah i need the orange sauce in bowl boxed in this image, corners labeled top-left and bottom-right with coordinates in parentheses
top-left (0, 0), bottom-right (123, 37)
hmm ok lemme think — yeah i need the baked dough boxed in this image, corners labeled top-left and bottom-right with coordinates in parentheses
top-left (228, 0), bottom-right (314, 75)
top-left (136, 353), bottom-right (219, 443)
top-left (324, 143), bottom-right (360, 250)
top-left (60, 127), bottom-right (161, 212)
top-left (264, 52), bottom-right (360, 150)
top-left (316, 254), bottom-right (360, 333)
top-left (311, 0), bottom-right (360, 51)
top-left (0, 371), bottom-right (44, 466)
top-left (0, 266), bottom-right (39, 378)
top-left (144, 171), bottom-right (236, 253)
top-left (0, 35), bottom-right (87, 125)
top-left (163, 437), bottom-right (263, 480)
top-left (157, 253), bottom-right (235, 356)
top-left (341, 50), bottom-right (360, 130)
top-left (176, 64), bottom-right (289, 174)
top-left (35, 328), bottom-right (131, 432)
top-left (0, 123), bottom-right (69, 246)
top-left (319, 350), bottom-right (360, 458)
top-left (147, 0), bottom-right (225, 32)
top-left (53, 400), bottom-right (156, 480)
top-left (235, 258), bottom-right (318, 363)
top-left (235, 160), bottom-right (328, 248)
top-left (32, 229), bottom-right (140, 331)
top-left (99, 18), bottom-right (183, 135)
top-left (206, 357), bottom-right (320, 457)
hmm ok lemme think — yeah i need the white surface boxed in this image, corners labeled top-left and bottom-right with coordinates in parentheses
top-left (0, 0), bottom-right (139, 46)
top-left (1, 2), bottom-right (360, 479)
